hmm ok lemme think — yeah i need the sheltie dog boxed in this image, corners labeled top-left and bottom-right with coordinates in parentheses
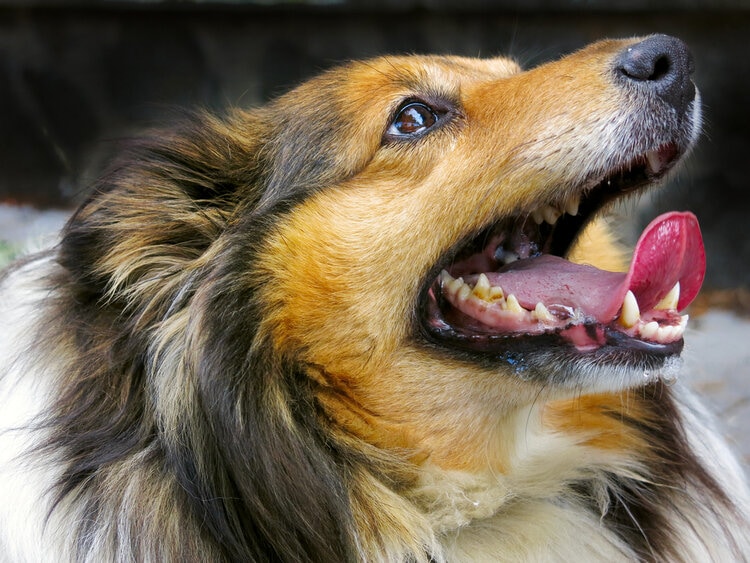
top-left (1, 34), bottom-right (748, 562)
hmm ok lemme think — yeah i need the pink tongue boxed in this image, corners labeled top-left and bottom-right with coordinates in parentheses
top-left (486, 212), bottom-right (705, 321)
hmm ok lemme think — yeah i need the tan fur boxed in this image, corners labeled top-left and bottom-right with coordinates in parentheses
top-left (258, 46), bottom-right (651, 472)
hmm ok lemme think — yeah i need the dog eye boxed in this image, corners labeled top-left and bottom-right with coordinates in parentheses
top-left (387, 102), bottom-right (439, 137)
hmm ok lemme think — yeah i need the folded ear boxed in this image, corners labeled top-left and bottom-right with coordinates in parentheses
top-left (58, 110), bottom-right (266, 306)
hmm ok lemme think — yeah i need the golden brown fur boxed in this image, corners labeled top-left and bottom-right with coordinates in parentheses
top-left (0, 36), bottom-right (749, 562)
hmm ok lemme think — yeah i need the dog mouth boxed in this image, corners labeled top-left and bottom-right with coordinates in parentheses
top-left (420, 142), bottom-right (706, 361)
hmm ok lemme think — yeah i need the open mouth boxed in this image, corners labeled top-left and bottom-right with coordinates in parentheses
top-left (420, 142), bottom-right (706, 361)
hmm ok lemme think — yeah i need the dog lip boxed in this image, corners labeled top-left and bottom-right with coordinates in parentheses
top-left (417, 142), bottom-right (700, 360)
top-left (428, 212), bottom-right (703, 351)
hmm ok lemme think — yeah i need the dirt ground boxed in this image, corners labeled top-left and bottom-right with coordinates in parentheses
top-left (1, 204), bottom-right (748, 473)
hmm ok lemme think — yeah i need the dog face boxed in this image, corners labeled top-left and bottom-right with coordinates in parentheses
top-left (246, 38), bottom-right (702, 468)
top-left (47, 35), bottom-right (716, 561)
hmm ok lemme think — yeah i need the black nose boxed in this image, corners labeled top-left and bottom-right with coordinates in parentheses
top-left (616, 34), bottom-right (696, 115)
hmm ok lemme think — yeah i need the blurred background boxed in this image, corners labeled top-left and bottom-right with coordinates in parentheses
top-left (0, 0), bottom-right (748, 466)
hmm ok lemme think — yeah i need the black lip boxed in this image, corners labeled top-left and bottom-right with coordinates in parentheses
top-left (415, 142), bottom-right (687, 366)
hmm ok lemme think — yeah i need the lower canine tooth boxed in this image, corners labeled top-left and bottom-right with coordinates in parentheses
top-left (620, 290), bottom-right (640, 328)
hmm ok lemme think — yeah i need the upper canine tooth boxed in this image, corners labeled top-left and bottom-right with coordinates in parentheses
top-left (646, 150), bottom-right (662, 175)
top-left (620, 290), bottom-right (640, 328)
top-left (655, 282), bottom-right (680, 311)
top-left (565, 196), bottom-right (580, 216)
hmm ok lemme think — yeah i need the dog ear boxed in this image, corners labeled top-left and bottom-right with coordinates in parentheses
top-left (154, 258), bottom-right (359, 561)
top-left (58, 110), bottom-right (265, 306)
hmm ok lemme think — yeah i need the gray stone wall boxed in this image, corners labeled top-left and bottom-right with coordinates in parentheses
top-left (1, 1), bottom-right (748, 287)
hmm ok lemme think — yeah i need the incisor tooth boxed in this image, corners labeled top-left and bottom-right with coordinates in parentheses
top-left (505, 294), bottom-right (524, 314)
top-left (440, 270), bottom-right (453, 286)
top-left (640, 321), bottom-right (659, 339)
top-left (620, 290), bottom-right (640, 328)
top-left (531, 210), bottom-right (545, 225)
top-left (655, 282), bottom-right (680, 311)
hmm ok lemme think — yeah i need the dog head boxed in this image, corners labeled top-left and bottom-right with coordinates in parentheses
top-left (56, 35), bottom-right (705, 560)
top-left (251, 35), bottom-right (703, 460)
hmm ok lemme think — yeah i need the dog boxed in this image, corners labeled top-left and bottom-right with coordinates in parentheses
top-left (1, 34), bottom-right (749, 562)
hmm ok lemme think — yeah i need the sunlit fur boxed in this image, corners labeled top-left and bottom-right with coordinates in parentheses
top-left (1, 38), bottom-right (749, 562)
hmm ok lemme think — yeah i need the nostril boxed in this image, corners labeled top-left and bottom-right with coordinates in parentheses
top-left (649, 55), bottom-right (671, 82)
top-left (620, 52), bottom-right (672, 82)
top-left (616, 34), bottom-right (695, 114)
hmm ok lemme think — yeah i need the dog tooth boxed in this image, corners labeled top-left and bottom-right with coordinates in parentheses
top-left (646, 150), bottom-right (662, 175)
top-left (531, 209), bottom-right (545, 225)
top-left (679, 314), bottom-right (689, 329)
top-left (533, 302), bottom-right (554, 323)
top-left (472, 273), bottom-right (492, 300)
top-left (457, 283), bottom-right (472, 301)
top-left (543, 206), bottom-right (561, 225)
top-left (672, 315), bottom-right (689, 337)
top-left (505, 252), bottom-right (519, 264)
top-left (619, 290), bottom-right (640, 328)
top-left (505, 294), bottom-right (524, 314)
top-left (654, 282), bottom-right (680, 311)
top-left (489, 285), bottom-right (505, 300)
top-left (440, 270), bottom-right (453, 286)
top-left (640, 321), bottom-right (659, 340)
top-left (655, 325), bottom-right (670, 342)
top-left (565, 196), bottom-right (580, 217)
top-left (446, 276), bottom-right (465, 296)
top-left (496, 247), bottom-right (520, 265)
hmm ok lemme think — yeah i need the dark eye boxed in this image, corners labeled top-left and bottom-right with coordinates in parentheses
top-left (387, 102), bottom-right (439, 137)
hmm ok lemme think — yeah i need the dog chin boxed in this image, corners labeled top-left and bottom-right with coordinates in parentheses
top-left (526, 348), bottom-right (685, 394)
